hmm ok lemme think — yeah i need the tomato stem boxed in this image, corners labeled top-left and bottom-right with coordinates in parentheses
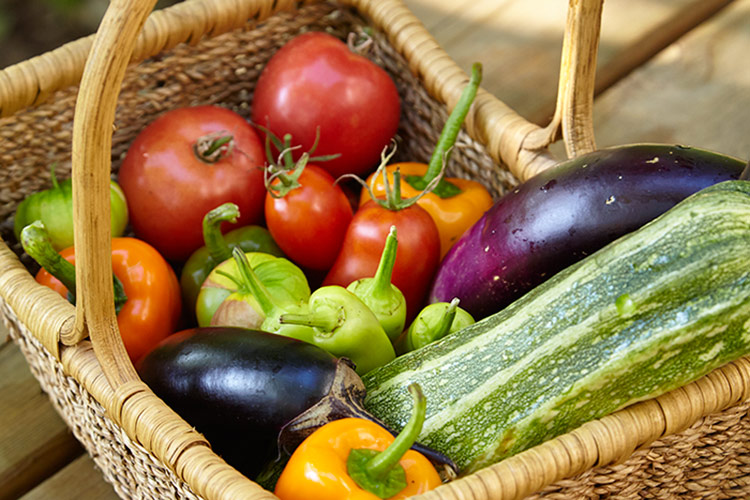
top-left (194, 132), bottom-right (234, 163)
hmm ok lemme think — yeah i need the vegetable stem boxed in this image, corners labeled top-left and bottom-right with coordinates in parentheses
top-left (20, 221), bottom-right (128, 313)
top-left (366, 383), bottom-right (426, 478)
top-left (230, 247), bottom-right (277, 316)
top-left (21, 221), bottom-right (77, 296)
top-left (279, 307), bottom-right (341, 332)
top-left (422, 62), bottom-right (482, 185)
top-left (370, 226), bottom-right (398, 302)
top-left (203, 203), bottom-right (240, 264)
top-left (432, 297), bottom-right (460, 340)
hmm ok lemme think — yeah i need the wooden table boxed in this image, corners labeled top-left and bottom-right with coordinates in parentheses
top-left (1, 0), bottom-right (747, 498)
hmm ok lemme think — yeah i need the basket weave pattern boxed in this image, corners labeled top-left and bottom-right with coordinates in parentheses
top-left (1, 1), bottom-right (750, 499)
top-left (0, 3), bottom-right (515, 258)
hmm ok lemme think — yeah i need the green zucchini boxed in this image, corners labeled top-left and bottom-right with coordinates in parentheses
top-left (362, 180), bottom-right (750, 474)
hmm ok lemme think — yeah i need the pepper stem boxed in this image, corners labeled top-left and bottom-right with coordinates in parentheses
top-left (347, 383), bottom-right (427, 498)
top-left (21, 221), bottom-right (128, 314)
top-left (370, 226), bottom-right (398, 302)
top-left (407, 62), bottom-right (483, 199)
top-left (21, 221), bottom-right (77, 295)
top-left (203, 203), bottom-right (240, 264)
top-left (279, 307), bottom-right (341, 332)
top-left (229, 247), bottom-right (277, 316)
top-left (432, 298), bottom-right (461, 340)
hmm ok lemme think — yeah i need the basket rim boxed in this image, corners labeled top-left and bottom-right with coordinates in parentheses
top-left (3, 0), bottom-right (750, 499)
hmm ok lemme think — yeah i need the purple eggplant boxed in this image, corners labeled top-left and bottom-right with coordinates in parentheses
top-left (136, 326), bottom-right (456, 481)
top-left (430, 143), bottom-right (746, 320)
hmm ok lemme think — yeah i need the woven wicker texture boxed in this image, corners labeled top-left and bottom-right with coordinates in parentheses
top-left (1, 0), bottom-right (750, 499)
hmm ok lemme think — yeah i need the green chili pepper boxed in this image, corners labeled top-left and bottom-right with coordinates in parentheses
top-left (180, 202), bottom-right (284, 314)
top-left (14, 164), bottom-right (128, 251)
top-left (196, 248), bottom-right (312, 343)
top-left (397, 298), bottom-right (474, 354)
top-left (280, 286), bottom-right (396, 375)
top-left (346, 225), bottom-right (406, 343)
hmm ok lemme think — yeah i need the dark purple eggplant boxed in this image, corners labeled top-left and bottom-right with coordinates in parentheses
top-left (136, 326), bottom-right (456, 481)
top-left (430, 143), bottom-right (746, 319)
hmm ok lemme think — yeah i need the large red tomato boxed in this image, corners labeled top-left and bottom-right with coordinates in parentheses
top-left (118, 106), bottom-right (266, 262)
top-left (251, 32), bottom-right (401, 179)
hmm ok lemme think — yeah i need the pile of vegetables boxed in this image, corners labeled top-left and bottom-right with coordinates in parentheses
top-left (13, 26), bottom-right (750, 499)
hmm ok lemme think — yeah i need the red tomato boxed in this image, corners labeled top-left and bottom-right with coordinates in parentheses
top-left (118, 105), bottom-right (266, 262)
top-left (251, 32), bottom-right (401, 179)
top-left (265, 164), bottom-right (353, 271)
top-left (323, 200), bottom-right (440, 321)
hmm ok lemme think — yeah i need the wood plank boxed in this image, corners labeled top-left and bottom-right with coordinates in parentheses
top-left (0, 334), bottom-right (83, 500)
top-left (20, 454), bottom-right (119, 500)
top-left (591, 0), bottom-right (750, 159)
top-left (402, 0), bottom-right (725, 124)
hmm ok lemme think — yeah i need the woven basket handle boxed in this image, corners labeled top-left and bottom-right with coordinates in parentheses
top-left (70, 0), bottom-right (158, 387)
top-left (517, 0), bottom-right (604, 178)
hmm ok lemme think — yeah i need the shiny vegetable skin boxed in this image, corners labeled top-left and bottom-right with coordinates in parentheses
top-left (430, 143), bottom-right (746, 319)
top-left (34, 236), bottom-right (182, 363)
top-left (136, 327), bottom-right (340, 479)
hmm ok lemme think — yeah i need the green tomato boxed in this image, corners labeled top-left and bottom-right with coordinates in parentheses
top-left (14, 169), bottom-right (128, 251)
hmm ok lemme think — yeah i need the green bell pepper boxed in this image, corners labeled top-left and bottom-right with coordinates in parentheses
top-left (180, 202), bottom-right (284, 314)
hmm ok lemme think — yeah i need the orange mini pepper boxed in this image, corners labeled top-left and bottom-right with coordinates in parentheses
top-left (275, 383), bottom-right (442, 500)
top-left (361, 63), bottom-right (493, 259)
top-left (21, 221), bottom-right (182, 363)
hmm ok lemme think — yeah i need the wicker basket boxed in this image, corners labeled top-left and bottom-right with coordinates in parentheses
top-left (1, 0), bottom-right (750, 498)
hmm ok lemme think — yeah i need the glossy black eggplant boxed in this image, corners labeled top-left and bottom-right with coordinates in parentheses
top-left (430, 143), bottom-right (746, 319)
top-left (136, 326), bottom-right (457, 481)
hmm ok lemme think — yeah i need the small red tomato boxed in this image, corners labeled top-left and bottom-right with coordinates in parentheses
top-left (251, 32), bottom-right (401, 179)
top-left (323, 200), bottom-right (440, 321)
top-left (118, 105), bottom-right (266, 262)
top-left (265, 163), bottom-right (353, 271)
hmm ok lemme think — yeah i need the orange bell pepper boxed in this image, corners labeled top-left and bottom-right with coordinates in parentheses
top-left (22, 222), bottom-right (181, 363)
top-left (361, 162), bottom-right (492, 259)
top-left (275, 384), bottom-right (441, 500)
top-left (360, 63), bottom-right (492, 259)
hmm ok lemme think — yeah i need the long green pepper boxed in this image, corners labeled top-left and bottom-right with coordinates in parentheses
top-left (280, 286), bottom-right (396, 375)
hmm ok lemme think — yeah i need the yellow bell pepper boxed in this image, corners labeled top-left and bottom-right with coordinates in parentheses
top-left (274, 384), bottom-right (441, 500)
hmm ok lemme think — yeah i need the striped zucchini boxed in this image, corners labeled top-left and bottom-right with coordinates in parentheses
top-left (362, 180), bottom-right (750, 474)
